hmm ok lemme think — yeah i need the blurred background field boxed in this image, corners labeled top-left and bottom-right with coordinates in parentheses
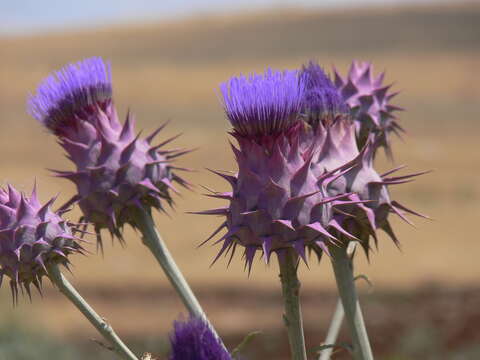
top-left (0, 1), bottom-right (479, 359)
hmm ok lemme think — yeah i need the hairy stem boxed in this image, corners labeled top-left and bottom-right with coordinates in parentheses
top-left (278, 249), bottom-right (307, 360)
top-left (330, 245), bottom-right (374, 360)
top-left (47, 264), bottom-right (138, 360)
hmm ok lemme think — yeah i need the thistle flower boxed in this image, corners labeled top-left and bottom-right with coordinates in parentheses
top-left (169, 317), bottom-right (232, 360)
top-left (28, 57), bottom-right (190, 243)
top-left (195, 69), bottom-right (366, 270)
top-left (333, 60), bottom-right (404, 157)
top-left (0, 184), bottom-right (83, 302)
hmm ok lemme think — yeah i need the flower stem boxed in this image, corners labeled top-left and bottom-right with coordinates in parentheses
top-left (46, 264), bottom-right (138, 360)
top-left (318, 298), bottom-right (345, 360)
top-left (319, 242), bottom-right (357, 360)
top-left (330, 244), bottom-right (374, 360)
top-left (132, 207), bottom-right (223, 342)
top-left (278, 249), bottom-right (307, 360)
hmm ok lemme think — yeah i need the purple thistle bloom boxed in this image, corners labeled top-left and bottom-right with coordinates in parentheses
top-left (300, 61), bottom-right (349, 123)
top-left (28, 57), bottom-right (112, 137)
top-left (194, 69), bottom-right (364, 270)
top-left (28, 57), bottom-right (191, 244)
top-left (220, 69), bottom-right (304, 137)
top-left (169, 317), bottom-right (232, 360)
top-left (0, 184), bottom-right (83, 303)
top-left (334, 60), bottom-right (404, 157)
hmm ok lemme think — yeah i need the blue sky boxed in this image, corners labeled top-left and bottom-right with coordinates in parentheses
top-left (1, 0), bottom-right (446, 35)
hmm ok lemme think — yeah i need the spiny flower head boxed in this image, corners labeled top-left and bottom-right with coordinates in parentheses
top-left (334, 60), bottom-right (404, 157)
top-left (220, 68), bottom-right (304, 138)
top-left (306, 116), bottom-right (429, 257)
top-left (200, 65), bottom-right (426, 267)
top-left (169, 317), bottom-right (232, 360)
top-left (300, 61), bottom-right (426, 255)
top-left (300, 61), bottom-right (349, 124)
top-left (28, 57), bottom-right (190, 244)
top-left (0, 184), bottom-right (83, 303)
top-left (195, 69), bottom-right (368, 270)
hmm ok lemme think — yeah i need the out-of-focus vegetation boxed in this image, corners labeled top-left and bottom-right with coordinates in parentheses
top-left (0, 321), bottom-right (80, 360)
top-left (0, 319), bottom-right (170, 360)
top-left (1, 286), bottom-right (479, 359)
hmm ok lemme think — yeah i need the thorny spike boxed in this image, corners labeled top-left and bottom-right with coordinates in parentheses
top-left (306, 222), bottom-right (337, 241)
top-left (262, 236), bottom-right (273, 264)
top-left (210, 238), bottom-right (233, 267)
top-left (245, 246), bottom-right (256, 276)
top-left (391, 200), bottom-right (431, 219)
top-left (146, 119), bottom-right (171, 144)
top-left (390, 205), bottom-right (416, 227)
top-left (329, 218), bottom-right (359, 240)
top-left (380, 165), bottom-right (407, 178)
top-left (151, 133), bottom-right (183, 150)
top-left (382, 169), bottom-right (432, 182)
top-left (198, 221), bottom-right (227, 248)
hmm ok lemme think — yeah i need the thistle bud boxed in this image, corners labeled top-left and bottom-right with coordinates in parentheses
top-left (333, 60), bottom-right (404, 157)
top-left (300, 61), bottom-right (427, 256)
top-left (0, 184), bottom-right (83, 302)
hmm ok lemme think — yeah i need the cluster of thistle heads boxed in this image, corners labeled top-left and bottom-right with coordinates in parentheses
top-left (3, 58), bottom-right (190, 298)
top-left (0, 56), bottom-right (425, 358)
top-left (198, 60), bottom-right (427, 272)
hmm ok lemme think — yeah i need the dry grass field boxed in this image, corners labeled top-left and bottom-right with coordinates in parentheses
top-left (0, 2), bottom-right (479, 359)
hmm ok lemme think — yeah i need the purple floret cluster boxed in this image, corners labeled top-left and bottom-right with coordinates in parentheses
top-left (169, 317), bottom-right (232, 360)
top-left (28, 57), bottom-right (112, 136)
top-left (300, 61), bottom-right (349, 122)
top-left (220, 69), bottom-right (304, 137)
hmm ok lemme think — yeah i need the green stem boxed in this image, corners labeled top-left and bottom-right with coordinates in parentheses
top-left (278, 249), bottom-right (307, 360)
top-left (319, 242), bottom-right (357, 360)
top-left (330, 245), bottom-right (374, 360)
top-left (47, 264), bottom-right (138, 360)
top-left (132, 207), bottom-right (223, 343)
top-left (318, 298), bottom-right (345, 360)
